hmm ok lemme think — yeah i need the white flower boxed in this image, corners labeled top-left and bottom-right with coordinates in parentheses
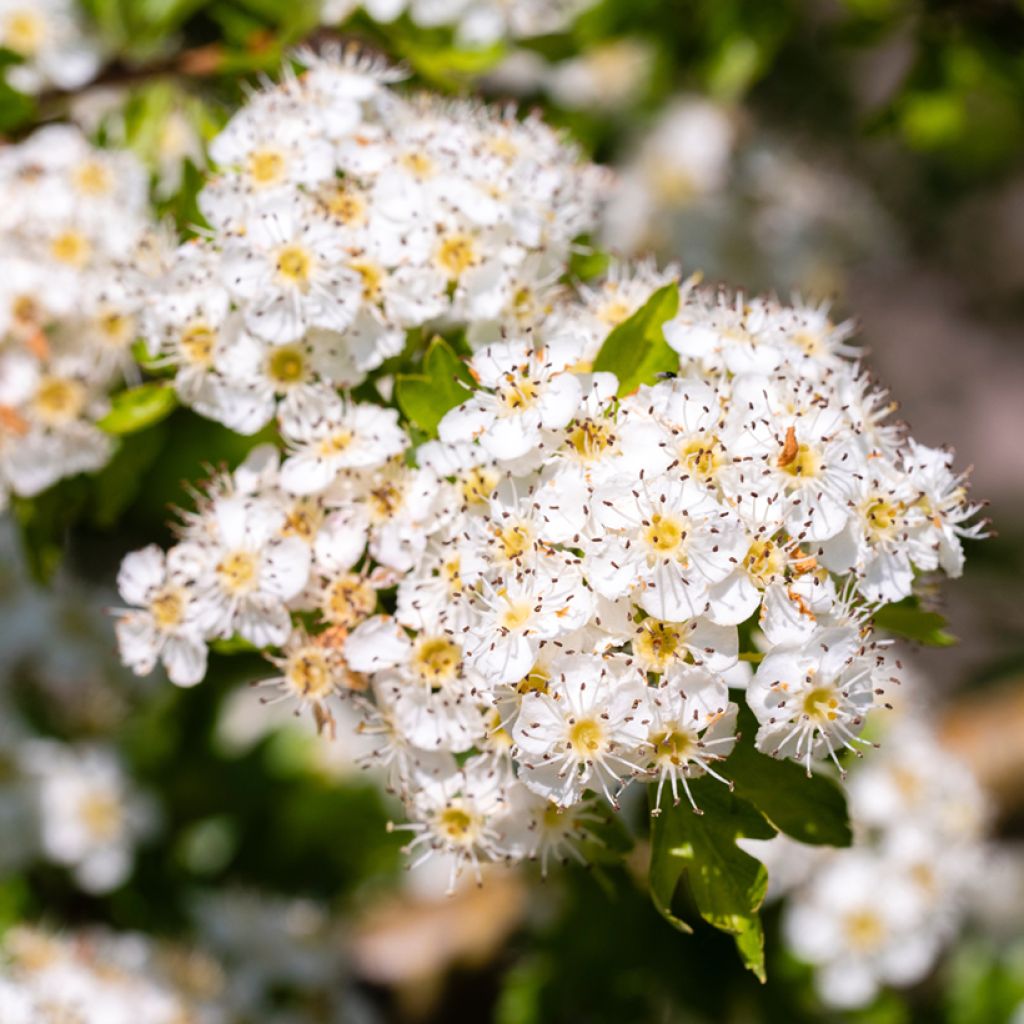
top-left (512, 654), bottom-right (650, 806)
top-left (114, 544), bottom-right (208, 687)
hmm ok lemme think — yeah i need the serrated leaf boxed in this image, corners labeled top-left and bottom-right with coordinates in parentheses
top-left (592, 283), bottom-right (680, 395)
top-left (98, 384), bottom-right (178, 435)
top-left (395, 336), bottom-right (474, 436)
top-left (873, 598), bottom-right (956, 646)
top-left (721, 707), bottom-right (853, 847)
top-left (649, 779), bottom-right (775, 978)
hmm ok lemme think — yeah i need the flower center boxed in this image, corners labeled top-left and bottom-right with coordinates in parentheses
top-left (568, 718), bottom-right (605, 759)
top-left (73, 160), bottom-right (113, 196)
top-left (79, 791), bottom-right (123, 842)
top-left (499, 601), bottom-right (533, 632)
top-left (459, 466), bottom-right (498, 506)
top-left (216, 550), bottom-right (259, 594)
top-left (435, 805), bottom-right (480, 846)
top-left (276, 245), bottom-right (314, 288)
top-left (266, 344), bottom-right (307, 385)
top-left (285, 647), bottom-right (334, 700)
top-left (33, 376), bottom-right (85, 425)
top-left (149, 586), bottom-right (186, 629)
top-left (679, 434), bottom-right (722, 480)
top-left (644, 513), bottom-right (686, 557)
top-left (319, 429), bottom-right (354, 456)
top-left (568, 419), bottom-right (614, 461)
top-left (495, 523), bottom-right (531, 563)
top-left (516, 665), bottom-right (550, 696)
top-left (247, 148), bottom-right (287, 186)
top-left (843, 910), bottom-right (885, 952)
top-left (435, 233), bottom-right (477, 278)
top-left (281, 498), bottom-right (322, 542)
top-left (651, 728), bottom-right (697, 766)
top-left (634, 619), bottom-right (683, 671)
top-left (401, 151), bottom-right (436, 178)
top-left (349, 259), bottom-right (383, 301)
top-left (323, 574), bottom-right (376, 627)
top-left (50, 230), bottom-right (91, 267)
top-left (180, 322), bottom-right (217, 366)
top-left (321, 184), bottom-right (366, 225)
top-left (863, 497), bottom-right (903, 541)
top-left (744, 539), bottom-right (786, 583)
top-left (96, 310), bottom-right (135, 348)
top-left (3, 10), bottom-right (45, 54)
top-left (598, 298), bottom-right (632, 326)
top-left (369, 480), bottom-right (404, 522)
top-left (802, 685), bottom-right (839, 723)
top-left (500, 379), bottom-right (538, 412)
top-left (413, 636), bottom-right (461, 686)
top-left (779, 441), bottom-right (822, 480)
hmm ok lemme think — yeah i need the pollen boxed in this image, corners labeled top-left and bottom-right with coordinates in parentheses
top-left (216, 550), bottom-right (259, 594)
top-left (266, 344), bottom-right (307, 385)
top-left (281, 498), bottom-right (323, 542)
top-left (180, 322), bottom-right (217, 366)
top-left (435, 804), bottom-right (480, 846)
top-left (349, 259), bottom-right (384, 301)
top-left (802, 685), bottom-right (840, 723)
top-left (322, 573), bottom-right (377, 628)
top-left (413, 636), bottom-right (461, 686)
top-left (50, 230), bottom-right (91, 267)
top-left (779, 438), bottom-right (822, 480)
top-left (679, 434), bottom-right (723, 480)
top-left (459, 466), bottom-right (498, 506)
top-left (568, 419), bottom-right (615, 461)
top-left (568, 718), bottom-right (605, 758)
top-left (634, 619), bottom-right (683, 672)
top-left (651, 728), bottom-right (697, 766)
top-left (32, 376), bottom-right (86, 425)
top-left (744, 539), bottom-right (786, 584)
top-left (435, 233), bottom-right (478, 279)
top-left (644, 513), bottom-right (686, 557)
top-left (247, 148), bottom-right (287, 187)
top-left (284, 647), bottom-right (335, 700)
top-left (276, 245), bottom-right (314, 287)
top-left (499, 379), bottom-right (539, 411)
top-left (149, 587), bottom-right (186, 630)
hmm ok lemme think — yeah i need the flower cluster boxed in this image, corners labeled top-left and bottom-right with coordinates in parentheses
top-left (0, 925), bottom-right (225, 1024)
top-left (320, 0), bottom-right (596, 45)
top-left (778, 715), bottom-right (988, 1008)
top-left (0, 0), bottom-right (103, 94)
top-left (0, 125), bottom-right (156, 508)
top-left (116, 262), bottom-right (981, 891)
top-left (142, 49), bottom-right (606, 436)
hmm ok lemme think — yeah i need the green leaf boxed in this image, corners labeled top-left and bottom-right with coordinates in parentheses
top-left (649, 779), bottom-right (775, 979)
top-left (12, 478), bottom-right (90, 584)
top-left (395, 336), bottom-right (475, 437)
top-left (98, 384), bottom-right (178, 435)
top-left (873, 598), bottom-right (957, 646)
top-left (89, 423), bottom-right (169, 528)
top-left (592, 283), bottom-right (680, 395)
top-left (721, 707), bottom-right (853, 847)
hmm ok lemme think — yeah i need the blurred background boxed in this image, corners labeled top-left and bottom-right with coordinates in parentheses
top-left (1, 0), bottom-right (1023, 1020)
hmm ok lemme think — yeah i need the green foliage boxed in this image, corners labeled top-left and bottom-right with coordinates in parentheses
top-left (97, 383), bottom-right (179, 435)
top-left (873, 598), bottom-right (957, 647)
top-left (649, 779), bottom-right (775, 980)
top-left (592, 283), bottom-right (680, 395)
top-left (395, 336), bottom-right (476, 436)
top-left (721, 708), bottom-right (853, 847)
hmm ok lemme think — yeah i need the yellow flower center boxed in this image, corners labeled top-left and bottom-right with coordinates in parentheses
top-left (568, 718), bottom-right (605, 758)
top-left (79, 791), bottom-right (123, 843)
top-left (33, 376), bottom-right (86, 425)
top-left (96, 310), bottom-right (135, 348)
top-left (634, 619), bottom-right (684, 672)
top-left (321, 184), bottom-right (367, 225)
top-left (802, 685), bottom-right (839, 723)
top-left (516, 665), bottom-right (550, 696)
top-left (679, 434), bottom-right (723, 480)
top-left (401, 151), bottom-right (436, 178)
top-left (843, 910), bottom-right (885, 952)
top-left (598, 298), bottom-right (633, 326)
top-left (50, 230), bottom-right (91, 267)
top-left (744, 539), bottom-right (786, 584)
top-left (3, 10), bottom-right (45, 54)
top-left (266, 344), bottom-right (307, 385)
top-left (322, 574), bottom-right (376, 628)
top-left (779, 442), bottom-right (822, 480)
top-left (459, 466), bottom-right (498, 506)
top-left (319, 429), bottom-right (354, 456)
top-left (500, 379), bottom-right (538, 411)
top-left (644, 513), bottom-right (686, 557)
top-left (285, 647), bottom-right (334, 700)
top-left (413, 636), bottom-right (461, 686)
top-left (247, 148), bottom-right (287, 187)
top-left (495, 523), bottom-right (531, 563)
top-left (216, 550), bottom-right (258, 594)
top-left (651, 728), bottom-right (697, 766)
top-left (282, 498), bottom-right (323, 542)
top-left (73, 160), bottom-right (113, 196)
top-left (350, 259), bottom-right (383, 301)
top-left (499, 601), bottom-right (533, 632)
top-left (149, 586), bottom-right (186, 629)
top-left (435, 233), bottom-right (477, 279)
top-left (180, 322), bottom-right (217, 366)
top-left (368, 480), bottom-right (404, 522)
top-left (436, 805), bottom-right (479, 845)
top-left (276, 245), bottom-right (314, 287)
top-left (567, 419), bottom-right (615, 461)
top-left (863, 497), bottom-right (903, 541)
